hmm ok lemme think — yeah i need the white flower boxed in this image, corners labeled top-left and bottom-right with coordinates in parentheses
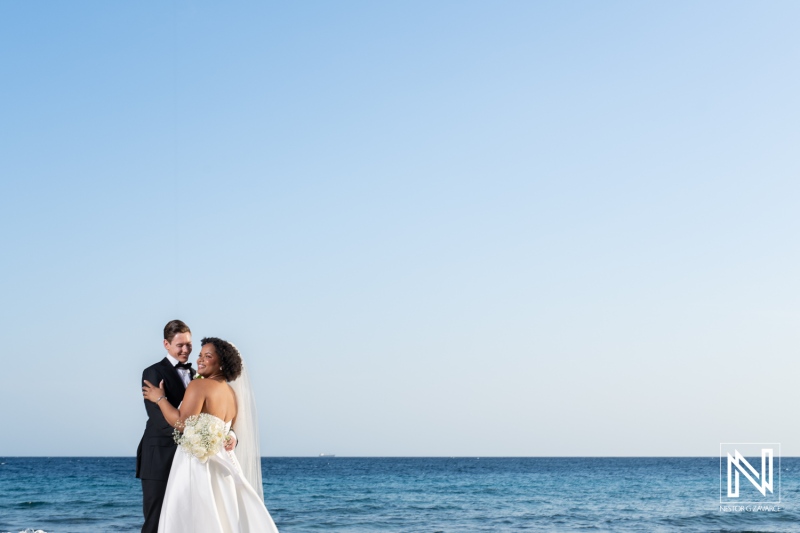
top-left (173, 413), bottom-right (227, 462)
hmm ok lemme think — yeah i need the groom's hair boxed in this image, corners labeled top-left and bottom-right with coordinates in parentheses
top-left (164, 320), bottom-right (191, 343)
top-left (200, 337), bottom-right (243, 381)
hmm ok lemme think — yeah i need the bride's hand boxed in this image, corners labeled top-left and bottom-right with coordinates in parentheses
top-left (142, 379), bottom-right (166, 403)
top-left (224, 433), bottom-right (237, 452)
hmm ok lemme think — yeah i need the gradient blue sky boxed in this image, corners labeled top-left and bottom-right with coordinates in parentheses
top-left (2, 1), bottom-right (799, 456)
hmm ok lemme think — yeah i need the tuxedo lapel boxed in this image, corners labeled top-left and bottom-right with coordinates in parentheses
top-left (158, 357), bottom-right (186, 392)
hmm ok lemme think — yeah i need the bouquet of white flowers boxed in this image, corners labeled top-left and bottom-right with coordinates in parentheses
top-left (174, 413), bottom-right (227, 463)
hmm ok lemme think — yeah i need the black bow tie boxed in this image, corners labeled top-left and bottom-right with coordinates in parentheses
top-left (175, 362), bottom-right (192, 370)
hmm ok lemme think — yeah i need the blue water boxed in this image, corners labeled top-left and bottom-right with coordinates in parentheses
top-left (1, 457), bottom-right (798, 532)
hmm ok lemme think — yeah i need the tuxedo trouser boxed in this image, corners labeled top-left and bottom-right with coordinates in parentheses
top-left (141, 478), bottom-right (168, 533)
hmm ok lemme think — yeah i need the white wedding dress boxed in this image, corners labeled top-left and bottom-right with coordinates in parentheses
top-left (158, 360), bottom-right (278, 533)
top-left (157, 415), bottom-right (279, 533)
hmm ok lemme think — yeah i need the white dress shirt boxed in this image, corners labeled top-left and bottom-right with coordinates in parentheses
top-left (166, 353), bottom-right (192, 388)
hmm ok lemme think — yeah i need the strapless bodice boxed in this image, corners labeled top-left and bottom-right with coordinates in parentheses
top-left (201, 412), bottom-right (232, 432)
top-left (177, 404), bottom-right (232, 432)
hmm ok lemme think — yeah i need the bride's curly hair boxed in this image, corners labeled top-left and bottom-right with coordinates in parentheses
top-left (200, 337), bottom-right (243, 381)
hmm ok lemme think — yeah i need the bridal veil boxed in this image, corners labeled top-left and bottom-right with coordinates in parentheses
top-left (229, 360), bottom-right (264, 502)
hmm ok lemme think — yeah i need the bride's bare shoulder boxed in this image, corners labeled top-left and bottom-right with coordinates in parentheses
top-left (190, 378), bottom-right (234, 394)
top-left (186, 378), bottom-right (217, 392)
top-left (186, 378), bottom-right (204, 388)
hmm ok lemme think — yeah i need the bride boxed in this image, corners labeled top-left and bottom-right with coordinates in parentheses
top-left (142, 337), bottom-right (279, 533)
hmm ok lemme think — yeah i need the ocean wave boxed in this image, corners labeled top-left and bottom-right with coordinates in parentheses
top-left (13, 502), bottom-right (50, 509)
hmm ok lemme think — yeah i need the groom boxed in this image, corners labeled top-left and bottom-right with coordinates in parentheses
top-left (136, 319), bottom-right (195, 533)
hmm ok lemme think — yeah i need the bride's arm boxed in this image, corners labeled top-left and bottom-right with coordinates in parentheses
top-left (142, 380), bottom-right (204, 429)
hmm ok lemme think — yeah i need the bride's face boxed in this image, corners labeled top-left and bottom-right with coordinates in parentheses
top-left (197, 343), bottom-right (221, 377)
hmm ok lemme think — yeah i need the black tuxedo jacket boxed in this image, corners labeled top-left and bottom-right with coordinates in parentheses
top-left (135, 357), bottom-right (195, 480)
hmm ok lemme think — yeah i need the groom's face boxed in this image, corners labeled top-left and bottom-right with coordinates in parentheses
top-left (164, 332), bottom-right (193, 363)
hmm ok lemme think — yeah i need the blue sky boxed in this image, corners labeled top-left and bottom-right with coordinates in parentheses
top-left (1, 1), bottom-right (799, 456)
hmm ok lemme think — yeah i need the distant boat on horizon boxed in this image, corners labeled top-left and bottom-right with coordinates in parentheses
top-left (318, 453), bottom-right (336, 457)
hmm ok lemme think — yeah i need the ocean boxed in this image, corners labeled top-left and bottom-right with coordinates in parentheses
top-left (0, 457), bottom-right (797, 532)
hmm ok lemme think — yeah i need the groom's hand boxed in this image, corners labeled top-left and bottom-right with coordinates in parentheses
top-left (224, 433), bottom-right (237, 451)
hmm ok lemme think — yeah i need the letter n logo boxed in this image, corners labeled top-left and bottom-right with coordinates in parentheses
top-left (727, 449), bottom-right (772, 497)
top-left (720, 443), bottom-right (780, 504)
